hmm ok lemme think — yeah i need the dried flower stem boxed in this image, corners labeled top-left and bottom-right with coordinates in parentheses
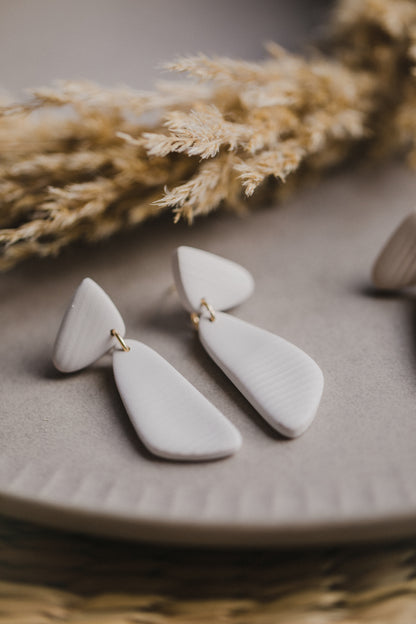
top-left (0, 0), bottom-right (415, 269)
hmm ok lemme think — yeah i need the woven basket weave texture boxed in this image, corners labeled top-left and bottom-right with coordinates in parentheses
top-left (0, 517), bottom-right (415, 623)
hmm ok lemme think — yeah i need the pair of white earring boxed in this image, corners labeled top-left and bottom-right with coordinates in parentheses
top-left (53, 247), bottom-right (324, 462)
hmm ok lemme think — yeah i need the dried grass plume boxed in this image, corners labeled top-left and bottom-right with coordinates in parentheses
top-left (1, 0), bottom-right (415, 269)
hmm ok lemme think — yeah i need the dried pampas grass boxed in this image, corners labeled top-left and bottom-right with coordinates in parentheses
top-left (1, 0), bottom-right (416, 270)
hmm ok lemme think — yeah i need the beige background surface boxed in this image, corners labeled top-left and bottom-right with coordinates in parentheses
top-left (0, 0), bottom-right (329, 94)
top-left (1, 161), bottom-right (416, 545)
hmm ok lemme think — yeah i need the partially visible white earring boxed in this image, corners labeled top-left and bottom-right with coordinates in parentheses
top-left (172, 247), bottom-right (324, 438)
top-left (52, 278), bottom-right (242, 461)
top-left (372, 212), bottom-right (416, 290)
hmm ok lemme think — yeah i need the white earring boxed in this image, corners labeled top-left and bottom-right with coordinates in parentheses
top-left (372, 211), bottom-right (416, 290)
top-left (52, 278), bottom-right (242, 461)
top-left (172, 247), bottom-right (324, 438)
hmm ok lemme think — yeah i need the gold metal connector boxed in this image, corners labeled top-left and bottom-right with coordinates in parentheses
top-left (189, 298), bottom-right (216, 330)
top-left (200, 298), bottom-right (216, 322)
top-left (190, 312), bottom-right (200, 330)
top-left (111, 329), bottom-right (130, 352)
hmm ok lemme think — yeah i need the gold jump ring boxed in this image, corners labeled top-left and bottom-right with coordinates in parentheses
top-left (189, 298), bottom-right (216, 330)
top-left (200, 298), bottom-right (216, 322)
top-left (111, 329), bottom-right (130, 352)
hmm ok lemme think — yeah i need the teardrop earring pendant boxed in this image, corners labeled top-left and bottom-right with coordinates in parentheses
top-left (52, 278), bottom-right (242, 461)
top-left (172, 247), bottom-right (324, 438)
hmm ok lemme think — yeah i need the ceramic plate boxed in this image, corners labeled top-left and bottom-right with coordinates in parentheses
top-left (1, 163), bottom-right (416, 546)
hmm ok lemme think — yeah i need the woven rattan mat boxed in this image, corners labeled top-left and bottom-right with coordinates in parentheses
top-left (0, 516), bottom-right (415, 623)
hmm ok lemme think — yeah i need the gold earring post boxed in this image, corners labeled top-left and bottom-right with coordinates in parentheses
top-left (190, 312), bottom-right (200, 330)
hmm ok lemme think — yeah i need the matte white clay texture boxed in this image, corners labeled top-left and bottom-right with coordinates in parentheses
top-left (198, 312), bottom-right (324, 438)
top-left (53, 278), bottom-right (125, 373)
top-left (113, 339), bottom-right (242, 461)
top-left (372, 212), bottom-right (416, 289)
top-left (172, 246), bottom-right (254, 313)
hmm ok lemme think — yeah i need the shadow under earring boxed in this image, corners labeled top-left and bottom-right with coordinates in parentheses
top-left (53, 278), bottom-right (241, 461)
top-left (173, 247), bottom-right (324, 438)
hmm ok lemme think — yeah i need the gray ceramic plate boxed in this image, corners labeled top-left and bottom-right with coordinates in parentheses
top-left (1, 163), bottom-right (416, 546)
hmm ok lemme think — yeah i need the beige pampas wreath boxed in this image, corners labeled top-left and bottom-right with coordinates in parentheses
top-left (0, 0), bottom-right (415, 270)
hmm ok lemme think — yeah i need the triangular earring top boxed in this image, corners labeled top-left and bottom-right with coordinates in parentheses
top-left (172, 246), bottom-right (254, 313)
top-left (53, 278), bottom-right (125, 373)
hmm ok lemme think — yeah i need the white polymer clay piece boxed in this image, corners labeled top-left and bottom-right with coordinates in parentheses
top-left (172, 246), bottom-right (324, 438)
top-left (173, 245), bottom-right (254, 313)
top-left (53, 277), bottom-right (126, 373)
top-left (53, 277), bottom-right (241, 461)
top-left (113, 340), bottom-right (242, 460)
top-left (372, 211), bottom-right (416, 289)
top-left (199, 312), bottom-right (324, 438)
